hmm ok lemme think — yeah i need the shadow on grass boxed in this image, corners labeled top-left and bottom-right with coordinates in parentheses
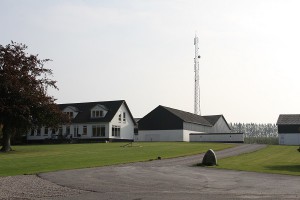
top-left (265, 165), bottom-right (300, 173)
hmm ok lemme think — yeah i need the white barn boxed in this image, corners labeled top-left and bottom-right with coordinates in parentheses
top-left (27, 100), bottom-right (136, 142)
top-left (277, 114), bottom-right (300, 145)
top-left (136, 105), bottom-right (243, 142)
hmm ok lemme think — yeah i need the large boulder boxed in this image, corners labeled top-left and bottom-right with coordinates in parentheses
top-left (202, 149), bottom-right (217, 166)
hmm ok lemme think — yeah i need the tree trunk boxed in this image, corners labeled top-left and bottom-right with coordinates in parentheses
top-left (1, 125), bottom-right (12, 152)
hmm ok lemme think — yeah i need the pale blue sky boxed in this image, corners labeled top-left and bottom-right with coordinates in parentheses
top-left (1, 0), bottom-right (300, 123)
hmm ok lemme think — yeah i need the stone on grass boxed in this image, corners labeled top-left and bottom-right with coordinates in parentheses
top-left (202, 149), bottom-right (217, 166)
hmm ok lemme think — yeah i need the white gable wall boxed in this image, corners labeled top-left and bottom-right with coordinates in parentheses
top-left (210, 117), bottom-right (231, 133)
top-left (110, 102), bottom-right (134, 140)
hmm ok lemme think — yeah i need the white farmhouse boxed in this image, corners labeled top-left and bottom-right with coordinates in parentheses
top-left (27, 100), bottom-right (136, 142)
top-left (277, 114), bottom-right (300, 145)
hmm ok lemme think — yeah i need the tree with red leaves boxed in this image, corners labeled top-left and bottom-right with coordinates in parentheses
top-left (0, 41), bottom-right (68, 152)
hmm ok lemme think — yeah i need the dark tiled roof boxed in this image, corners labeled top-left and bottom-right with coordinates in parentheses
top-left (58, 100), bottom-right (135, 124)
top-left (161, 106), bottom-right (212, 126)
top-left (277, 114), bottom-right (300, 125)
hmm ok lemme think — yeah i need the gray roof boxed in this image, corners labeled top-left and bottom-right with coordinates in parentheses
top-left (277, 114), bottom-right (300, 125)
top-left (161, 106), bottom-right (222, 127)
top-left (58, 100), bottom-right (136, 125)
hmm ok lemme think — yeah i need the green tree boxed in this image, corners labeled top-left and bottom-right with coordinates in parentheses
top-left (0, 41), bottom-right (68, 152)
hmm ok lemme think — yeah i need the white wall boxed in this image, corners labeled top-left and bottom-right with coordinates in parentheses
top-left (137, 130), bottom-right (183, 141)
top-left (27, 123), bottom-right (109, 140)
top-left (190, 133), bottom-right (244, 142)
top-left (183, 129), bottom-right (203, 142)
top-left (110, 102), bottom-right (135, 140)
top-left (210, 117), bottom-right (231, 133)
top-left (183, 122), bottom-right (212, 133)
top-left (279, 133), bottom-right (300, 145)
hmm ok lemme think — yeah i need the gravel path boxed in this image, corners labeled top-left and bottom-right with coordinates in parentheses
top-left (0, 144), bottom-right (266, 200)
top-left (0, 175), bottom-right (86, 200)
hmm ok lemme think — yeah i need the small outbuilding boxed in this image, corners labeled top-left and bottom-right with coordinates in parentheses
top-left (136, 105), bottom-right (242, 142)
top-left (277, 114), bottom-right (300, 145)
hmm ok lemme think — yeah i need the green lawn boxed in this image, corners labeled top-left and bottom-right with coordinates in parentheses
top-left (0, 142), bottom-right (234, 176)
top-left (217, 145), bottom-right (300, 176)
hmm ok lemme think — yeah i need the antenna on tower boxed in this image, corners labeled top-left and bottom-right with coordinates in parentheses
top-left (194, 34), bottom-right (201, 115)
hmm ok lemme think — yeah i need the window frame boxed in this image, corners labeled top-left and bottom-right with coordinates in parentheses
top-left (123, 112), bottom-right (126, 123)
top-left (36, 128), bottom-right (41, 136)
top-left (44, 127), bottom-right (49, 136)
top-left (83, 125), bottom-right (87, 135)
top-left (74, 126), bottom-right (79, 137)
top-left (92, 125), bottom-right (105, 137)
top-left (112, 125), bottom-right (121, 137)
top-left (58, 127), bottom-right (63, 135)
top-left (66, 126), bottom-right (70, 135)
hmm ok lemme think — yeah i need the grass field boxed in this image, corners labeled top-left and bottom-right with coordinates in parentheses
top-left (217, 145), bottom-right (300, 176)
top-left (0, 142), bottom-right (234, 176)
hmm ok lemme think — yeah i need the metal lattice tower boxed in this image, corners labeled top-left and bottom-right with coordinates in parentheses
top-left (194, 35), bottom-right (201, 115)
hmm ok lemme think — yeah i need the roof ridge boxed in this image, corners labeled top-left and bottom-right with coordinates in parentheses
top-left (160, 105), bottom-right (212, 126)
top-left (58, 100), bottom-right (124, 105)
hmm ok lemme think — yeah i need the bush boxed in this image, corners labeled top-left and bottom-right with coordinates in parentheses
top-left (244, 137), bottom-right (278, 145)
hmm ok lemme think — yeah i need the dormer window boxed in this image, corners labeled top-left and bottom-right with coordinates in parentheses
top-left (92, 110), bottom-right (103, 118)
top-left (91, 104), bottom-right (108, 118)
top-left (62, 106), bottom-right (78, 119)
top-left (65, 112), bottom-right (74, 118)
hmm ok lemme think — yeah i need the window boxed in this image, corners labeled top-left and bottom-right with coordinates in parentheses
top-left (66, 126), bottom-right (70, 135)
top-left (123, 112), bottom-right (126, 122)
top-left (51, 128), bottom-right (56, 135)
top-left (83, 126), bottom-right (87, 135)
top-left (92, 125), bottom-right (105, 137)
top-left (112, 125), bottom-right (120, 137)
top-left (36, 128), bottom-right (41, 136)
top-left (101, 126), bottom-right (105, 136)
top-left (91, 110), bottom-right (104, 118)
top-left (44, 127), bottom-right (48, 136)
top-left (118, 114), bottom-right (122, 122)
top-left (65, 112), bottom-right (74, 118)
top-left (74, 126), bottom-right (79, 137)
top-left (58, 127), bottom-right (63, 135)
top-left (30, 129), bottom-right (34, 136)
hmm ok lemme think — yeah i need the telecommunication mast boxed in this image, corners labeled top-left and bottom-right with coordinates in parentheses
top-left (194, 35), bottom-right (201, 115)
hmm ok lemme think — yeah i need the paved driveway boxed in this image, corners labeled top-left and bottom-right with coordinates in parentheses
top-left (38, 144), bottom-right (300, 200)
